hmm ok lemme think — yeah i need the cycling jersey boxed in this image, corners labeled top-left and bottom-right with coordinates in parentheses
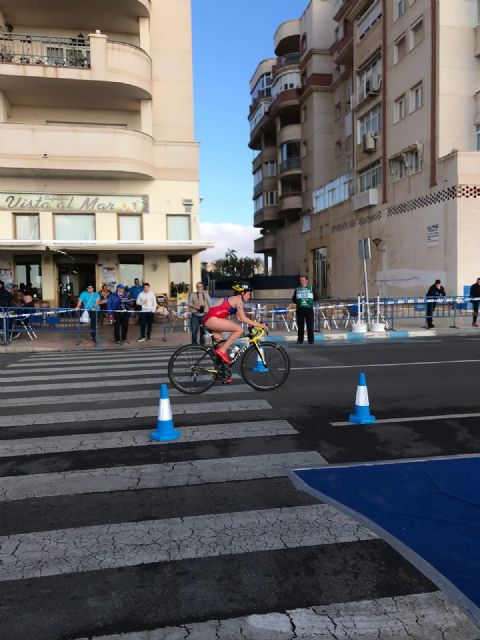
top-left (202, 297), bottom-right (237, 323)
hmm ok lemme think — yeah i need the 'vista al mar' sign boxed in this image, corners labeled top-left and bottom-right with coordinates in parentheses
top-left (0, 193), bottom-right (149, 213)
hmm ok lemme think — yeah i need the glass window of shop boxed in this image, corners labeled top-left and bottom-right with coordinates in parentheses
top-left (119, 215), bottom-right (142, 241)
top-left (118, 254), bottom-right (144, 287)
top-left (15, 214), bottom-right (39, 240)
top-left (167, 215), bottom-right (191, 242)
top-left (54, 215), bottom-right (95, 241)
top-left (169, 255), bottom-right (192, 293)
top-left (15, 255), bottom-right (42, 298)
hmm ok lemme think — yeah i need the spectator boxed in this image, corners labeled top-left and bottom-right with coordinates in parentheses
top-left (76, 284), bottom-right (100, 344)
top-left (292, 275), bottom-right (315, 344)
top-left (129, 278), bottom-right (143, 309)
top-left (470, 278), bottom-right (480, 328)
top-left (188, 281), bottom-right (211, 345)
top-left (426, 279), bottom-right (446, 328)
top-left (107, 284), bottom-right (133, 345)
top-left (136, 283), bottom-right (158, 342)
top-left (0, 280), bottom-right (13, 307)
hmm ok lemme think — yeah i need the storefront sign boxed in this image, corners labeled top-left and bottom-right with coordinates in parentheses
top-left (0, 193), bottom-right (149, 213)
top-left (426, 223), bottom-right (440, 246)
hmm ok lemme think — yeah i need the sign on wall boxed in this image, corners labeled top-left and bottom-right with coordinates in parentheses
top-left (426, 224), bottom-right (440, 246)
top-left (101, 267), bottom-right (117, 287)
top-left (0, 193), bottom-right (149, 213)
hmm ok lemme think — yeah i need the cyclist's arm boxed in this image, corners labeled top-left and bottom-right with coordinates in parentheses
top-left (235, 301), bottom-right (266, 329)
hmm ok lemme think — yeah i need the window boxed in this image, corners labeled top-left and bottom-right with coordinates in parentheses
top-left (397, 0), bottom-right (407, 19)
top-left (15, 256), bottom-right (42, 296)
top-left (334, 103), bottom-right (341, 119)
top-left (271, 71), bottom-right (301, 99)
top-left (476, 123), bottom-right (480, 150)
top-left (313, 174), bottom-right (351, 213)
top-left (55, 215), bottom-right (95, 241)
top-left (265, 191), bottom-right (277, 206)
top-left (335, 140), bottom-right (342, 156)
top-left (410, 18), bottom-right (424, 49)
top-left (358, 104), bottom-right (382, 139)
top-left (167, 215), bottom-right (190, 241)
top-left (394, 95), bottom-right (406, 122)
top-left (280, 141), bottom-right (301, 172)
top-left (251, 72), bottom-right (272, 101)
top-left (254, 194), bottom-right (264, 212)
top-left (118, 254), bottom-right (143, 287)
top-left (390, 157), bottom-right (406, 181)
top-left (301, 214), bottom-right (312, 233)
top-left (406, 149), bottom-right (422, 173)
top-left (394, 34), bottom-right (407, 63)
top-left (357, 0), bottom-right (382, 40)
top-left (478, 0), bottom-right (480, 24)
top-left (263, 161), bottom-right (277, 177)
top-left (359, 161), bottom-right (382, 192)
top-left (15, 214), bottom-right (39, 240)
top-left (301, 106), bottom-right (307, 123)
top-left (357, 56), bottom-right (382, 103)
top-left (119, 216), bottom-right (141, 241)
top-left (410, 82), bottom-right (423, 112)
top-left (253, 167), bottom-right (262, 187)
top-left (169, 255), bottom-right (191, 289)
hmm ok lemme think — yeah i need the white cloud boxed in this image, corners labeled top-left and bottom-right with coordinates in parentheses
top-left (199, 221), bottom-right (258, 262)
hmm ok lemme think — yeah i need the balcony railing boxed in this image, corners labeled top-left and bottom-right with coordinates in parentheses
top-left (277, 52), bottom-right (300, 68)
top-left (279, 157), bottom-right (301, 174)
top-left (0, 33), bottom-right (90, 68)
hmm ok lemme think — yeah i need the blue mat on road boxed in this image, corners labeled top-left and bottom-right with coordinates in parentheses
top-left (290, 455), bottom-right (480, 627)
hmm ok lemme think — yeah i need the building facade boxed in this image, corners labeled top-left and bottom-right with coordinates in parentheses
top-left (0, 0), bottom-right (210, 304)
top-left (250, 0), bottom-right (480, 298)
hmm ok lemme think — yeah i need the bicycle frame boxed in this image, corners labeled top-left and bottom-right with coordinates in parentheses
top-left (208, 327), bottom-right (267, 370)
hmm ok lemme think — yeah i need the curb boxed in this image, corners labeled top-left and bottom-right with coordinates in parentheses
top-left (258, 330), bottom-right (433, 343)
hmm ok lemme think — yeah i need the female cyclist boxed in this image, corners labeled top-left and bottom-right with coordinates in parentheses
top-left (202, 283), bottom-right (268, 364)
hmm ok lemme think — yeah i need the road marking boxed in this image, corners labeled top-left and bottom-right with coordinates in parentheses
top-left (0, 368), bottom-right (170, 383)
top-left (0, 377), bottom-right (170, 393)
top-left (6, 358), bottom-right (173, 372)
top-left (331, 412), bottom-right (480, 426)
top-left (292, 358), bottom-right (480, 371)
top-left (0, 399), bottom-right (272, 427)
top-left (0, 382), bottom-right (248, 406)
top-left (79, 592), bottom-right (478, 640)
top-left (0, 451), bottom-right (327, 501)
top-left (0, 504), bottom-right (374, 581)
top-left (0, 420), bottom-right (295, 457)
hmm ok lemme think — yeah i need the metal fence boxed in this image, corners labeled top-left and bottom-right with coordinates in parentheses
top-left (0, 33), bottom-right (90, 67)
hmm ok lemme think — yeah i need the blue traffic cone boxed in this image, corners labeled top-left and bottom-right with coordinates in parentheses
top-left (151, 384), bottom-right (180, 442)
top-left (252, 347), bottom-right (268, 372)
top-left (348, 372), bottom-right (376, 425)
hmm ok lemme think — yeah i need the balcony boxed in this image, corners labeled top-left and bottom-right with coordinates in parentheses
top-left (279, 157), bottom-right (302, 175)
top-left (272, 52), bottom-right (301, 79)
top-left (351, 188), bottom-right (379, 211)
top-left (0, 34), bottom-right (152, 102)
top-left (0, 122), bottom-right (155, 179)
top-left (254, 234), bottom-right (277, 252)
top-left (274, 19), bottom-right (301, 56)
top-left (254, 206), bottom-right (281, 228)
top-left (278, 124), bottom-right (302, 146)
top-left (475, 25), bottom-right (480, 57)
top-left (0, 0), bottom-right (150, 34)
top-left (279, 192), bottom-right (302, 212)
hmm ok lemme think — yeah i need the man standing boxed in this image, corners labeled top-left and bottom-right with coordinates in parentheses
top-left (136, 283), bottom-right (157, 342)
top-left (188, 282), bottom-right (211, 345)
top-left (292, 275), bottom-right (315, 344)
top-left (0, 280), bottom-right (13, 308)
top-left (76, 284), bottom-right (100, 344)
top-left (425, 279), bottom-right (446, 328)
top-left (107, 284), bottom-right (132, 344)
top-left (470, 278), bottom-right (480, 327)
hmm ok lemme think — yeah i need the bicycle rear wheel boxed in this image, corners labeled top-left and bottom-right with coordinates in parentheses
top-left (241, 342), bottom-right (290, 391)
top-left (168, 345), bottom-right (217, 394)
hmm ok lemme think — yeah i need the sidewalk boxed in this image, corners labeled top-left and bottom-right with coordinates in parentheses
top-left (1, 315), bottom-right (479, 353)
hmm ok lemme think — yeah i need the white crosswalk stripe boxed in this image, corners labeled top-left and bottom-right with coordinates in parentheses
top-left (0, 349), bottom-right (469, 640)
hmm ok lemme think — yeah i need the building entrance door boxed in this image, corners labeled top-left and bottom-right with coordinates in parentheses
top-left (57, 262), bottom-right (96, 306)
top-left (313, 247), bottom-right (328, 298)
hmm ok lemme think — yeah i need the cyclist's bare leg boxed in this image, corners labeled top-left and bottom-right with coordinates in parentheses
top-left (204, 318), bottom-right (242, 354)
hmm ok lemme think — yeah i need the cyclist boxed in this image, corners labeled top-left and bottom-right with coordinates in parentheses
top-left (203, 283), bottom-right (268, 364)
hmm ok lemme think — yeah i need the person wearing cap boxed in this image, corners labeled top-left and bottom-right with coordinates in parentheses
top-left (76, 284), bottom-right (100, 344)
top-left (106, 284), bottom-right (133, 344)
top-left (202, 282), bottom-right (267, 365)
top-left (188, 281), bottom-right (212, 346)
top-left (425, 279), bottom-right (446, 328)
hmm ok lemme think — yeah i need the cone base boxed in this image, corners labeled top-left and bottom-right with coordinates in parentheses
top-left (348, 413), bottom-right (376, 425)
top-left (151, 429), bottom-right (180, 442)
top-left (251, 366), bottom-right (269, 373)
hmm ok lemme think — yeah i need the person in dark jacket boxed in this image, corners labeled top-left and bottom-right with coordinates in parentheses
top-left (0, 280), bottom-right (13, 308)
top-left (470, 278), bottom-right (480, 327)
top-left (425, 279), bottom-right (446, 328)
top-left (292, 275), bottom-right (315, 344)
top-left (106, 284), bottom-right (133, 344)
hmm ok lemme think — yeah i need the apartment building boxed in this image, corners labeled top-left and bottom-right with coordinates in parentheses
top-left (0, 0), bottom-right (210, 304)
top-left (249, 0), bottom-right (480, 297)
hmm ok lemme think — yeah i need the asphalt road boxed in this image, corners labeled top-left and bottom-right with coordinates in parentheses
top-left (1, 337), bottom-right (480, 639)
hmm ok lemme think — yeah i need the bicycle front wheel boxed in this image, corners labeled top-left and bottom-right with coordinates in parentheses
top-left (168, 345), bottom-right (217, 394)
top-left (241, 342), bottom-right (290, 391)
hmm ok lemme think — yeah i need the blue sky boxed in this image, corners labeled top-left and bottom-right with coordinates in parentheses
top-left (191, 0), bottom-right (308, 258)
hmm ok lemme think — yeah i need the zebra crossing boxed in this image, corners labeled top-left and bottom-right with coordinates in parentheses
top-left (0, 348), bottom-right (478, 640)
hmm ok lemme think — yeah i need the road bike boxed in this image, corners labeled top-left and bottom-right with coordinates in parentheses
top-left (167, 326), bottom-right (290, 394)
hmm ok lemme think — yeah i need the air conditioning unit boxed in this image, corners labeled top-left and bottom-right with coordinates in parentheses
top-left (182, 198), bottom-right (193, 206)
top-left (362, 131), bottom-right (376, 153)
top-left (366, 77), bottom-right (381, 97)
